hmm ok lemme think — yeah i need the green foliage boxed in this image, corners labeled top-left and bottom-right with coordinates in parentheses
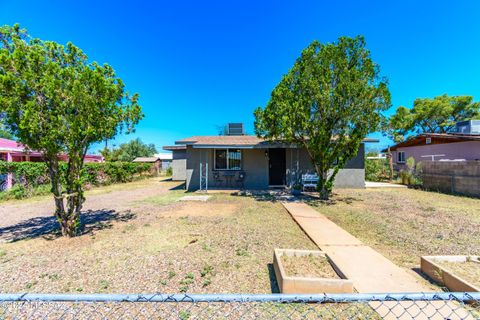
top-left (0, 161), bottom-right (152, 190)
top-left (0, 24), bottom-right (143, 236)
top-left (100, 138), bottom-right (156, 162)
top-left (365, 158), bottom-right (390, 182)
top-left (385, 94), bottom-right (480, 142)
top-left (399, 157), bottom-right (422, 186)
top-left (165, 166), bottom-right (173, 176)
top-left (254, 36), bottom-right (390, 199)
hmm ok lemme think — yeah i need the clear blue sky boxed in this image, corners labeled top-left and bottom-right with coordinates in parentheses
top-left (1, 0), bottom-right (479, 153)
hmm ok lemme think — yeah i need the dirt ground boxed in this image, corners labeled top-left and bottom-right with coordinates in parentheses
top-left (0, 180), bottom-right (316, 294)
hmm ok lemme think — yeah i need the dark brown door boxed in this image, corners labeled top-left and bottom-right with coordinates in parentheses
top-left (268, 148), bottom-right (286, 185)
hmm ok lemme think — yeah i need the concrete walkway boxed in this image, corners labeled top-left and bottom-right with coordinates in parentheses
top-left (365, 181), bottom-right (407, 188)
top-left (282, 202), bottom-right (473, 320)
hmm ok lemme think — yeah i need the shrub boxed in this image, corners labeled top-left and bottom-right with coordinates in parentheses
top-left (166, 166), bottom-right (173, 176)
top-left (0, 161), bottom-right (153, 198)
top-left (365, 158), bottom-right (390, 182)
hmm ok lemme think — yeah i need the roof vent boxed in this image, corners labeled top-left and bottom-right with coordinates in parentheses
top-left (455, 120), bottom-right (480, 135)
top-left (227, 123), bottom-right (245, 136)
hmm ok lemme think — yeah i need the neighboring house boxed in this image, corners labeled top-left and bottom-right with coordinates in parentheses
top-left (165, 123), bottom-right (377, 191)
top-left (132, 153), bottom-right (173, 174)
top-left (385, 121), bottom-right (480, 170)
top-left (163, 145), bottom-right (186, 181)
top-left (154, 153), bottom-right (173, 170)
top-left (0, 137), bottom-right (103, 190)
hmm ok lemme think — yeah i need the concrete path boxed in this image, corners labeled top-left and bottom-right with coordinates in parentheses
top-left (365, 181), bottom-right (407, 188)
top-left (282, 202), bottom-right (473, 320)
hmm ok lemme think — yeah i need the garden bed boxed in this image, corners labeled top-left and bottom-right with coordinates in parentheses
top-left (421, 255), bottom-right (480, 292)
top-left (273, 249), bottom-right (353, 294)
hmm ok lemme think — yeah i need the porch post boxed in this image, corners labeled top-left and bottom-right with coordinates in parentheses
top-left (6, 152), bottom-right (13, 189)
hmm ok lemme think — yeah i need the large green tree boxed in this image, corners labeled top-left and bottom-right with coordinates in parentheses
top-left (0, 24), bottom-right (142, 236)
top-left (0, 114), bottom-right (13, 139)
top-left (100, 138), bottom-right (157, 162)
top-left (254, 36), bottom-right (390, 200)
top-left (385, 94), bottom-right (480, 142)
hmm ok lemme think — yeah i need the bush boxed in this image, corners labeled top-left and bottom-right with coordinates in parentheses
top-left (0, 161), bottom-right (154, 198)
top-left (365, 158), bottom-right (390, 182)
top-left (398, 157), bottom-right (422, 186)
top-left (165, 166), bottom-right (173, 176)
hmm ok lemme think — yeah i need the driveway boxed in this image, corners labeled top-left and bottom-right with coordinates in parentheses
top-left (0, 178), bottom-right (182, 239)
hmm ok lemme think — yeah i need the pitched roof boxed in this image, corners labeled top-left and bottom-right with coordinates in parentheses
top-left (163, 145), bottom-right (187, 151)
top-left (132, 157), bottom-right (160, 163)
top-left (384, 133), bottom-right (480, 152)
top-left (175, 135), bottom-right (379, 148)
top-left (176, 135), bottom-right (265, 147)
top-left (154, 153), bottom-right (173, 160)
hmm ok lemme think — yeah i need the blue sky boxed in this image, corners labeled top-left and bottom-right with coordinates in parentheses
top-left (1, 0), bottom-right (479, 153)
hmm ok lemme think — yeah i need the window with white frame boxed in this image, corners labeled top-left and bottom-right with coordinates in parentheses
top-left (214, 149), bottom-right (242, 170)
top-left (397, 151), bottom-right (406, 163)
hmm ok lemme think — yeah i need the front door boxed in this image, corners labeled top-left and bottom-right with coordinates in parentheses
top-left (268, 148), bottom-right (286, 186)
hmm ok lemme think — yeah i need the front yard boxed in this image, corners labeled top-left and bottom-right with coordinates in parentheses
top-left (310, 188), bottom-right (480, 272)
top-left (0, 181), bottom-right (315, 293)
top-left (1, 180), bottom-right (479, 294)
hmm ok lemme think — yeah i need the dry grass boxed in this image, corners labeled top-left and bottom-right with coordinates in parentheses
top-left (436, 259), bottom-right (480, 288)
top-left (281, 254), bottom-right (338, 279)
top-left (309, 188), bottom-right (480, 271)
top-left (0, 187), bottom-right (316, 294)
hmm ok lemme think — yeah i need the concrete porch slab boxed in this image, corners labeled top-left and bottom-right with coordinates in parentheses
top-left (178, 195), bottom-right (211, 202)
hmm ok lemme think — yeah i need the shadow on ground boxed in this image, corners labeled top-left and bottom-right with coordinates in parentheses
top-left (169, 182), bottom-right (186, 191)
top-left (267, 263), bottom-right (280, 293)
top-left (0, 209), bottom-right (136, 242)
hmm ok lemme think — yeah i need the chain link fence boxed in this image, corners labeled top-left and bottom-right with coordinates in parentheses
top-left (0, 292), bottom-right (479, 319)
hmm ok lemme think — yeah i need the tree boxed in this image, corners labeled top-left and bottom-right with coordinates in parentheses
top-left (0, 114), bottom-right (13, 139)
top-left (0, 24), bottom-right (142, 236)
top-left (254, 36), bottom-right (390, 200)
top-left (100, 138), bottom-right (157, 162)
top-left (385, 94), bottom-right (480, 142)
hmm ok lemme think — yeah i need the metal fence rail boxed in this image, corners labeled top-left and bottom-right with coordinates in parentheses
top-left (0, 292), bottom-right (479, 319)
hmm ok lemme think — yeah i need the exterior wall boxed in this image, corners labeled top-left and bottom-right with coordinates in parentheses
top-left (171, 149), bottom-right (187, 181)
top-left (392, 141), bottom-right (480, 169)
top-left (185, 143), bottom-right (366, 190)
top-left (185, 147), bottom-right (268, 191)
top-left (285, 143), bottom-right (365, 188)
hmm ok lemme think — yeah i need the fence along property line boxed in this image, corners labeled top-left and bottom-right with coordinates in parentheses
top-left (0, 292), bottom-right (479, 319)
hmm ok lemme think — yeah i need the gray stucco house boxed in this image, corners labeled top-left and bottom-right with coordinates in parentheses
top-left (165, 124), bottom-right (376, 191)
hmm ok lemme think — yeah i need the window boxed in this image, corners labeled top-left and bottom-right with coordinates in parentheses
top-left (214, 149), bottom-right (242, 170)
top-left (397, 151), bottom-right (406, 163)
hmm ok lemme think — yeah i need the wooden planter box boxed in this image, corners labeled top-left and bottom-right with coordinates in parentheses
top-left (273, 249), bottom-right (353, 294)
top-left (421, 255), bottom-right (480, 292)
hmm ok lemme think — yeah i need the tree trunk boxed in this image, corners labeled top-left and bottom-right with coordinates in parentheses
top-left (316, 164), bottom-right (331, 200)
top-left (46, 157), bottom-right (81, 237)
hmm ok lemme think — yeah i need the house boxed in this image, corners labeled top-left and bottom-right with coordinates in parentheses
top-left (0, 137), bottom-right (103, 190)
top-left (165, 123), bottom-right (377, 191)
top-left (385, 120), bottom-right (480, 169)
top-left (132, 153), bottom-right (173, 174)
top-left (163, 145), bottom-right (187, 181)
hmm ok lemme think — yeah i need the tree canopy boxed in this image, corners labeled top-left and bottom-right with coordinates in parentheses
top-left (0, 24), bottom-right (143, 236)
top-left (385, 94), bottom-right (480, 142)
top-left (100, 138), bottom-right (157, 162)
top-left (254, 36), bottom-right (390, 199)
